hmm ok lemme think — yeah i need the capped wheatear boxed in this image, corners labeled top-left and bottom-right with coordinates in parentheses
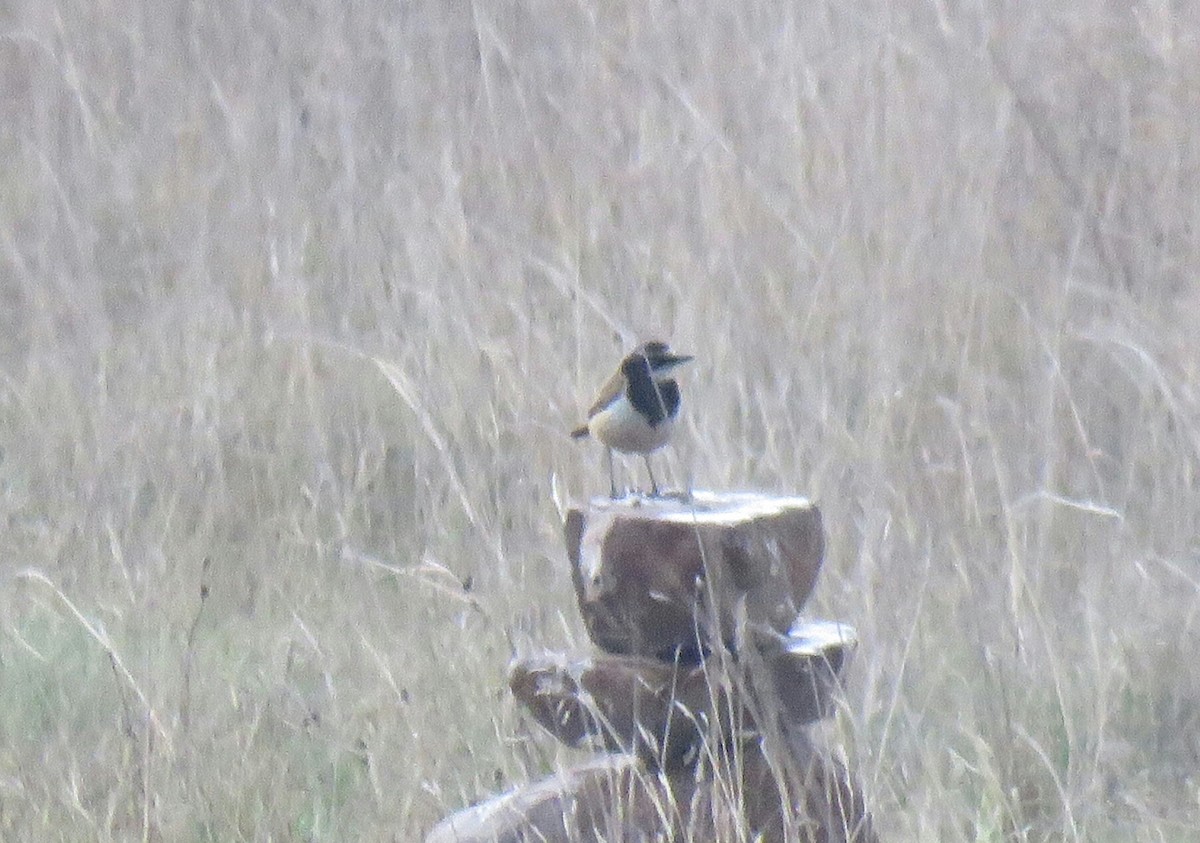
top-left (571, 341), bottom-right (693, 498)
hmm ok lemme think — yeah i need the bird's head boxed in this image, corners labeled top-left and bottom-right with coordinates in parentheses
top-left (625, 341), bottom-right (693, 381)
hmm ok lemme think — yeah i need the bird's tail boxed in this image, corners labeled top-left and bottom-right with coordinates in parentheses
top-left (569, 425), bottom-right (590, 440)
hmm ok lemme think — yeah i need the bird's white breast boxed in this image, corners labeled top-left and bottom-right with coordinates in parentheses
top-left (588, 394), bottom-right (676, 454)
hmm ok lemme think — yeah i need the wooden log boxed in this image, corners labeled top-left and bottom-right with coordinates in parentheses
top-left (423, 735), bottom-right (876, 843)
top-left (509, 620), bottom-right (857, 770)
top-left (423, 756), bottom-right (652, 843)
top-left (565, 492), bottom-right (825, 658)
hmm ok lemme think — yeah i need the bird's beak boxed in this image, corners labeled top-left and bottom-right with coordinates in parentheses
top-left (660, 353), bottom-right (693, 371)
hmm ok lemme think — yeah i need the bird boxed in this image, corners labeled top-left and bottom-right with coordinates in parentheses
top-left (571, 340), bottom-right (694, 498)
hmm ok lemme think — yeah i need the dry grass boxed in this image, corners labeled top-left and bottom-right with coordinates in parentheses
top-left (2, 0), bottom-right (1200, 839)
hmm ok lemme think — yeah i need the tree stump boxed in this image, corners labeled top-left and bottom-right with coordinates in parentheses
top-left (425, 492), bottom-right (874, 842)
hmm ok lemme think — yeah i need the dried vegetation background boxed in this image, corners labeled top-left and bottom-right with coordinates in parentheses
top-left (2, 0), bottom-right (1200, 839)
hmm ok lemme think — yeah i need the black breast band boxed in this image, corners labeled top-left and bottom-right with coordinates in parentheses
top-left (626, 369), bottom-right (681, 427)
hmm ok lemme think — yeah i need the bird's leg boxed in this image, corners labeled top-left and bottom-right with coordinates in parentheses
top-left (643, 455), bottom-right (660, 497)
top-left (607, 447), bottom-right (618, 499)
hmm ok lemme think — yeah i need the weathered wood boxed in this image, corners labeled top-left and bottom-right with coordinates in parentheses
top-left (565, 492), bottom-right (825, 658)
top-left (423, 756), bottom-right (651, 843)
top-left (767, 620), bottom-right (856, 725)
top-left (509, 620), bottom-right (857, 770)
top-left (424, 736), bottom-right (876, 843)
top-left (425, 491), bottom-right (873, 842)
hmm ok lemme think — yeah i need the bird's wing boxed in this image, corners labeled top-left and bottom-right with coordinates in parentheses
top-left (586, 369), bottom-right (625, 418)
